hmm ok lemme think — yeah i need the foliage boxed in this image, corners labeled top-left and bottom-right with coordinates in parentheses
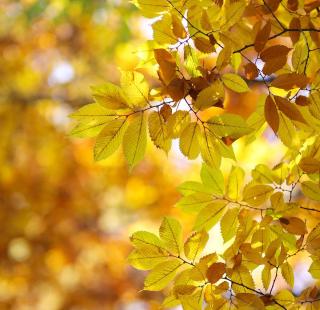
top-left (71, 0), bottom-right (320, 308)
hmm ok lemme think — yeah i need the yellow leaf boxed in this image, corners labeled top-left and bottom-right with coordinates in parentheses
top-left (243, 184), bottom-right (274, 206)
top-left (221, 73), bottom-right (249, 93)
top-left (184, 230), bottom-right (209, 262)
top-left (120, 71), bottom-right (149, 108)
top-left (167, 110), bottom-right (191, 138)
top-left (220, 207), bottom-right (239, 243)
top-left (148, 111), bottom-right (171, 153)
top-left (159, 217), bottom-right (183, 256)
top-left (226, 166), bottom-right (245, 200)
top-left (301, 181), bottom-right (320, 201)
top-left (123, 113), bottom-right (147, 169)
top-left (144, 258), bottom-right (183, 291)
top-left (262, 264), bottom-right (271, 290)
top-left (128, 247), bottom-right (169, 270)
top-left (91, 83), bottom-right (128, 110)
top-left (180, 122), bottom-right (201, 159)
top-left (94, 118), bottom-right (128, 161)
top-left (193, 202), bottom-right (227, 231)
top-left (281, 262), bottom-right (294, 288)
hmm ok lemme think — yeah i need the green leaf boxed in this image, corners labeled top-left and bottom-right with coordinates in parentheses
top-left (91, 83), bottom-right (128, 110)
top-left (94, 118), bottom-right (128, 161)
top-left (207, 113), bottom-right (252, 138)
top-left (200, 164), bottom-right (224, 195)
top-left (221, 73), bottom-right (250, 93)
top-left (184, 230), bottom-right (209, 262)
top-left (69, 103), bottom-right (115, 120)
top-left (220, 207), bottom-right (239, 243)
top-left (159, 217), bottom-right (183, 256)
top-left (199, 129), bottom-right (221, 168)
top-left (193, 201), bottom-right (227, 231)
top-left (70, 119), bottom-right (113, 138)
top-left (144, 258), bottom-right (183, 291)
top-left (180, 122), bottom-right (201, 159)
top-left (123, 113), bottom-right (147, 169)
top-left (226, 166), bottom-right (245, 200)
top-left (301, 181), bottom-right (320, 201)
top-left (243, 184), bottom-right (274, 206)
top-left (128, 247), bottom-right (169, 270)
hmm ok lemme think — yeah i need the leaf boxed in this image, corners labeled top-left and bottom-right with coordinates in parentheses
top-left (200, 164), bottom-right (224, 195)
top-left (254, 20), bottom-right (271, 52)
top-left (194, 36), bottom-right (215, 53)
top-left (244, 63), bottom-right (259, 80)
top-left (171, 14), bottom-right (186, 39)
top-left (299, 157), bottom-right (320, 174)
top-left (264, 95), bottom-right (279, 133)
top-left (206, 262), bottom-right (226, 284)
top-left (278, 112), bottom-right (299, 148)
top-left (180, 122), bottom-right (201, 159)
top-left (167, 110), bottom-right (191, 138)
top-left (274, 96), bottom-right (305, 124)
top-left (120, 70), bottom-right (149, 108)
top-left (69, 103), bottom-right (115, 121)
top-left (301, 181), bottom-right (320, 201)
top-left (207, 113), bottom-right (252, 138)
top-left (159, 217), bottom-right (183, 256)
top-left (226, 166), bottom-right (245, 200)
top-left (281, 262), bottom-right (294, 288)
top-left (220, 207), bottom-right (239, 243)
top-left (292, 40), bottom-right (307, 72)
top-left (177, 181), bottom-right (212, 196)
top-left (176, 193), bottom-right (213, 213)
top-left (143, 259), bottom-right (183, 291)
top-left (262, 264), bottom-right (271, 290)
top-left (279, 217), bottom-right (307, 235)
top-left (148, 111), bottom-right (171, 153)
top-left (221, 1), bottom-right (245, 30)
top-left (275, 290), bottom-right (295, 307)
top-left (91, 83), bottom-right (128, 110)
top-left (70, 118), bottom-right (113, 138)
top-left (243, 184), bottom-right (274, 206)
top-left (260, 45), bottom-right (291, 75)
top-left (94, 118), bottom-right (128, 161)
top-left (130, 231), bottom-right (164, 250)
top-left (199, 130), bottom-right (221, 168)
top-left (221, 73), bottom-right (250, 93)
top-left (193, 80), bottom-right (224, 111)
top-left (271, 73), bottom-right (310, 90)
top-left (309, 260), bottom-right (320, 278)
top-left (133, 0), bottom-right (169, 18)
top-left (193, 201), bottom-right (227, 231)
top-left (184, 230), bottom-right (209, 262)
top-left (128, 247), bottom-right (169, 270)
top-left (230, 265), bottom-right (255, 293)
top-left (123, 113), bottom-right (147, 169)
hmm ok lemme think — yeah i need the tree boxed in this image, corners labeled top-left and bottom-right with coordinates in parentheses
top-left (71, 0), bottom-right (320, 308)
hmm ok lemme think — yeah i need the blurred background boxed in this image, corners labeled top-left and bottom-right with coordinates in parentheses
top-left (0, 1), bottom-right (318, 309)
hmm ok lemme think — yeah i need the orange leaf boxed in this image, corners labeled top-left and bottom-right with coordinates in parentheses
top-left (274, 96), bottom-right (305, 123)
top-left (254, 20), bottom-right (271, 52)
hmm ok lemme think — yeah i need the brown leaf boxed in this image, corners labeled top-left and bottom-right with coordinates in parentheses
top-left (154, 49), bottom-right (176, 85)
top-left (287, 0), bottom-right (298, 11)
top-left (167, 78), bottom-right (187, 101)
top-left (264, 0), bottom-right (281, 11)
top-left (265, 95), bottom-right (279, 133)
top-left (296, 96), bottom-right (310, 106)
top-left (160, 104), bottom-right (172, 121)
top-left (280, 217), bottom-right (307, 235)
top-left (172, 14), bottom-right (187, 39)
top-left (244, 63), bottom-right (259, 80)
top-left (274, 96), bottom-right (306, 123)
top-left (206, 262), bottom-right (226, 283)
top-left (194, 36), bottom-right (215, 53)
top-left (260, 45), bottom-right (291, 75)
top-left (271, 73), bottom-right (310, 90)
top-left (289, 18), bottom-right (301, 44)
top-left (254, 20), bottom-right (271, 52)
